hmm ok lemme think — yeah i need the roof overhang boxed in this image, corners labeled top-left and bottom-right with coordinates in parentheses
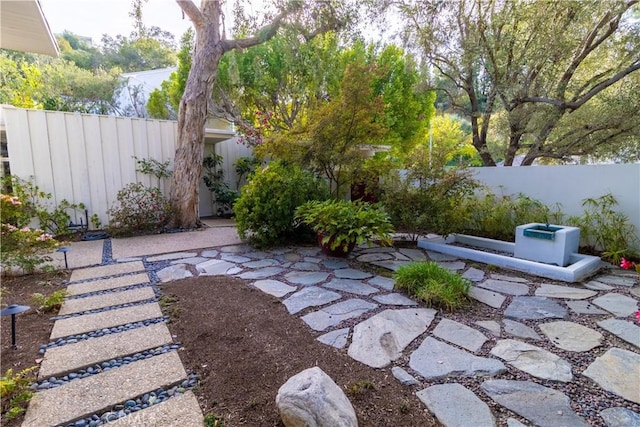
top-left (1, 0), bottom-right (59, 57)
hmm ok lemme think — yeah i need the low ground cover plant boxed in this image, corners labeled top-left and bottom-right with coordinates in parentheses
top-left (394, 261), bottom-right (471, 311)
top-left (31, 289), bottom-right (67, 313)
top-left (1, 367), bottom-right (37, 421)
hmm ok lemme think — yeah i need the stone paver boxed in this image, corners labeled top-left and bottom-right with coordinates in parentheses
top-left (317, 328), bottom-right (350, 349)
top-left (38, 323), bottom-right (173, 379)
top-left (333, 268), bottom-right (373, 280)
top-left (66, 272), bottom-right (150, 296)
top-left (491, 274), bottom-right (529, 283)
top-left (437, 261), bottom-right (466, 271)
top-left (426, 251), bottom-right (458, 261)
top-left (477, 279), bottom-right (529, 296)
top-left (357, 253), bottom-right (394, 263)
top-left (70, 261), bottom-right (146, 282)
top-left (592, 293), bottom-right (638, 317)
top-left (371, 260), bottom-right (410, 271)
top-left (201, 249), bottom-right (219, 258)
top-left (50, 303), bottom-right (163, 339)
top-left (147, 252), bottom-right (197, 262)
top-left (595, 275), bottom-right (637, 287)
top-left (252, 279), bottom-right (297, 298)
top-left (372, 293), bottom-right (416, 306)
top-left (368, 275), bottom-right (394, 291)
top-left (238, 266), bottom-right (284, 280)
top-left (502, 319), bottom-right (541, 340)
top-left (599, 407), bottom-right (640, 427)
top-left (597, 318), bottom-right (640, 348)
top-left (301, 299), bottom-right (378, 331)
top-left (583, 348), bottom-right (640, 404)
top-left (534, 283), bottom-right (596, 299)
top-left (322, 259), bottom-right (348, 269)
top-left (348, 308), bottom-right (436, 368)
top-left (22, 352), bottom-right (186, 427)
top-left (583, 280), bottom-right (613, 291)
top-left (504, 296), bottom-right (567, 320)
top-left (391, 367), bottom-right (419, 386)
top-left (196, 259), bottom-right (238, 275)
top-left (282, 286), bottom-right (341, 314)
top-left (490, 339), bottom-right (572, 382)
top-left (398, 248), bottom-right (427, 261)
top-left (539, 321), bottom-right (603, 352)
top-left (283, 271), bottom-right (329, 285)
top-left (469, 286), bottom-right (506, 309)
top-left (219, 254), bottom-right (251, 263)
top-left (323, 279), bottom-right (379, 295)
top-left (410, 337), bottom-right (506, 380)
top-left (566, 300), bottom-right (608, 315)
top-left (108, 391), bottom-right (203, 427)
top-left (476, 320), bottom-right (501, 336)
top-left (417, 383), bottom-right (496, 427)
top-left (243, 259), bottom-right (280, 268)
top-left (172, 256), bottom-right (208, 265)
top-left (157, 264), bottom-right (193, 282)
top-left (59, 287), bottom-right (155, 315)
top-left (291, 261), bottom-right (321, 271)
top-left (432, 319), bottom-right (488, 353)
top-left (462, 267), bottom-right (485, 282)
top-left (481, 380), bottom-right (589, 427)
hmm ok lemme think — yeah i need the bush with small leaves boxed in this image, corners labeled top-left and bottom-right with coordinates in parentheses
top-left (1, 367), bottom-right (37, 421)
top-left (107, 183), bottom-right (173, 237)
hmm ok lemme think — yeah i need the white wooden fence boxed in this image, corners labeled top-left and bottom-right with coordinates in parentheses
top-left (0, 105), bottom-right (251, 227)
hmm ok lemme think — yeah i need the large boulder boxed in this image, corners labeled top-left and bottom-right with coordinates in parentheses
top-left (276, 367), bottom-right (358, 427)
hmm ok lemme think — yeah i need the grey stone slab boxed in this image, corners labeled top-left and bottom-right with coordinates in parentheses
top-left (108, 391), bottom-right (204, 427)
top-left (301, 299), bottom-right (378, 331)
top-left (631, 287), bottom-right (640, 298)
top-left (243, 259), bottom-right (280, 268)
top-left (592, 293), bottom-right (638, 317)
top-left (323, 278), bottom-right (379, 295)
top-left (504, 296), bottom-right (567, 320)
top-left (566, 300), bottom-right (609, 315)
top-left (220, 254), bottom-right (251, 263)
top-left (70, 261), bottom-right (145, 282)
top-left (490, 339), bottom-right (572, 382)
top-left (600, 407), bottom-right (640, 427)
top-left (157, 264), bottom-right (193, 282)
top-left (356, 253), bottom-right (394, 263)
top-left (368, 275), bottom-right (395, 291)
top-left (506, 418), bottom-right (527, 427)
top-left (252, 279), bottom-right (297, 298)
top-left (410, 337), bottom-right (506, 380)
top-left (481, 380), bottom-right (589, 427)
top-left (333, 268), bottom-right (373, 280)
top-left (147, 252), bottom-right (197, 262)
top-left (38, 323), bottom-right (172, 379)
top-left (372, 293), bottom-right (416, 306)
top-left (539, 321), bottom-right (603, 352)
top-left (398, 248), bottom-right (427, 261)
top-left (51, 303), bottom-right (163, 339)
top-left (391, 367), bottom-right (419, 386)
top-left (282, 286), bottom-right (341, 314)
top-left (171, 257), bottom-right (208, 265)
top-left (478, 279), bottom-right (529, 296)
top-left (502, 319), bottom-right (541, 340)
top-left (348, 308), bottom-right (437, 368)
top-left (281, 252), bottom-right (301, 262)
top-left (491, 274), bottom-right (529, 283)
top-left (284, 271), bottom-right (330, 285)
top-left (303, 256), bottom-right (322, 263)
top-left (437, 261), bottom-right (466, 271)
top-left (534, 283), bottom-right (596, 299)
top-left (66, 273), bottom-right (150, 296)
top-left (462, 267), bottom-right (485, 282)
top-left (196, 259), bottom-right (238, 275)
top-left (432, 318), bottom-right (488, 353)
top-left (22, 352), bottom-right (186, 427)
top-left (220, 244), bottom-right (251, 253)
top-left (426, 251), bottom-right (458, 261)
top-left (417, 383), bottom-right (496, 427)
top-left (317, 328), bottom-right (349, 349)
top-left (322, 259), bottom-right (349, 269)
top-left (370, 260), bottom-right (410, 271)
top-left (583, 348), bottom-right (640, 404)
top-left (358, 246), bottom-right (396, 253)
top-left (291, 261), bottom-right (321, 271)
top-left (469, 286), bottom-right (506, 309)
top-left (238, 267), bottom-right (284, 280)
top-left (298, 247), bottom-right (322, 256)
top-left (597, 318), bottom-right (640, 348)
top-left (595, 275), bottom-right (638, 287)
top-left (59, 287), bottom-right (155, 315)
top-left (200, 249), bottom-right (219, 258)
top-left (244, 251), bottom-right (272, 259)
top-left (475, 320), bottom-right (501, 336)
top-left (583, 280), bottom-right (613, 291)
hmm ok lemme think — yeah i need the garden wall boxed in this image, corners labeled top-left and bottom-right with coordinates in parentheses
top-left (470, 163), bottom-right (640, 241)
top-left (0, 105), bottom-right (250, 227)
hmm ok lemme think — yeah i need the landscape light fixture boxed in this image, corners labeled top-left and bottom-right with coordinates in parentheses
top-left (1, 304), bottom-right (31, 349)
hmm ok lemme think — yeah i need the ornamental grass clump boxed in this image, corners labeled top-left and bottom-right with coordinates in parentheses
top-left (394, 261), bottom-right (471, 311)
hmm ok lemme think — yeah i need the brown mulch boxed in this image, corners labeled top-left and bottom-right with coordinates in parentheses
top-left (160, 275), bottom-right (439, 426)
top-left (1, 271), bottom-right (69, 427)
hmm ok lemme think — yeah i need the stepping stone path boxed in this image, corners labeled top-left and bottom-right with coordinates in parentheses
top-left (30, 238), bottom-right (640, 426)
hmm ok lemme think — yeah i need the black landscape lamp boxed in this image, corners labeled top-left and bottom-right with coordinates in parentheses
top-left (57, 246), bottom-right (71, 269)
top-left (1, 304), bottom-right (31, 349)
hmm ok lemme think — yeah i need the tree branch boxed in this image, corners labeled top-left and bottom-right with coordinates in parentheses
top-left (176, 0), bottom-right (204, 28)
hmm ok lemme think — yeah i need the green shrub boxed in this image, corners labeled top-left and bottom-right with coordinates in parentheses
top-left (394, 261), bottom-right (471, 311)
top-left (234, 161), bottom-right (329, 248)
top-left (31, 289), bottom-right (67, 313)
top-left (1, 367), bottom-right (37, 421)
top-left (107, 183), bottom-right (173, 237)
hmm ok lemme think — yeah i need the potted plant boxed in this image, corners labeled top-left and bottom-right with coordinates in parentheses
top-left (295, 200), bottom-right (394, 256)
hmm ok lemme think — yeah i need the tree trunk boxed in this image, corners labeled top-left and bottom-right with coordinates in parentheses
top-left (169, 24), bottom-right (223, 229)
